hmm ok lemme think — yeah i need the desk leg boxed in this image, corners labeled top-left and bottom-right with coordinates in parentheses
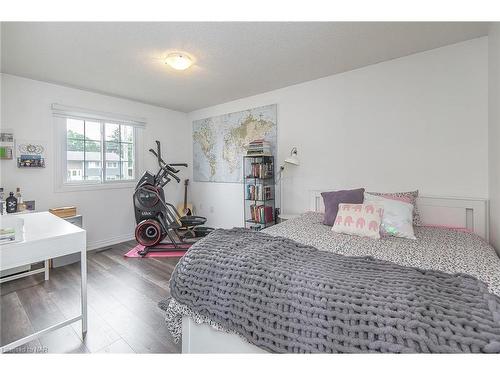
top-left (81, 249), bottom-right (87, 336)
top-left (44, 260), bottom-right (50, 281)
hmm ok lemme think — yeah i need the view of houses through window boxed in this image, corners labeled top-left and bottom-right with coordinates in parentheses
top-left (66, 118), bottom-right (135, 183)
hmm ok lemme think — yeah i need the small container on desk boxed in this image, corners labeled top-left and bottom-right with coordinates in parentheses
top-left (243, 154), bottom-right (275, 231)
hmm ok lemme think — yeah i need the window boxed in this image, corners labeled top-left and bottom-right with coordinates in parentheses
top-left (64, 118), bottom-right (137, 184)
top-left (53, 104), bottom-right (144, 191)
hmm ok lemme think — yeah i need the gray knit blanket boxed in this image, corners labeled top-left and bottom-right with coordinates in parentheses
top-left (169, 228), bottom-right (500, 353)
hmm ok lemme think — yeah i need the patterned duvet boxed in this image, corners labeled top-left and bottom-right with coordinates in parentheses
top-left (164, 212), bottom-right (500, 348)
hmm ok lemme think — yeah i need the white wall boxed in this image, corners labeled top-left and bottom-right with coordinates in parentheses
top-left (0, 74), bottom-right (190, 249)
top-left (489, 24), bottom-right (500, 253)
top-left (188, 38), bottom-right (489, 229)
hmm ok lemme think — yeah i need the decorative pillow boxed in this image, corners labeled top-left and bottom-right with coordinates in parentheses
top-left (367, 190), bottom-right (422, 226)
top-left (364, 193), bottom-right (416, 240)
top-left (332, 203), bottom-right (383, 239)
top-left (321, 188), bottom-right (365, 226)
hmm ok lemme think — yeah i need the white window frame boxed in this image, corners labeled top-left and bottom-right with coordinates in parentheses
top-left (53, 104), bottom-right (145, 192)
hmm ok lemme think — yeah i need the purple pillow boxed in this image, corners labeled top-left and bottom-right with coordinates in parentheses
top-left (321, 188), bottom-right (365, 226)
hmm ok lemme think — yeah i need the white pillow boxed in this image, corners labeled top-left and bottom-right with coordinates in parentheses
top-left (363, 193), bottom-right (416, 240)
top-left (332, 203), bottom-right (384, 240)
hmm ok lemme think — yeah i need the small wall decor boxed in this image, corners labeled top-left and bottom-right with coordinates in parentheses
top-left (16, 140), bottom-right (46, 168)
top-left (0, 130), bottom-right (15, 160)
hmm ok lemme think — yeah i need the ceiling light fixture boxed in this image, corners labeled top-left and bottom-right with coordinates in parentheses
top-left (165, 52), bottom-right (193, 71)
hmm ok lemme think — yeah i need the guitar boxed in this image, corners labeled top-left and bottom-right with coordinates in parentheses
top-left (177, 179), bottom-right (193, 217)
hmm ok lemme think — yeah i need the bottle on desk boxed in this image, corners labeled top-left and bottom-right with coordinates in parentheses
top-left (15, 187), bottom-right (22, 203)
top-left (6, 192), bottom-right (18, 214)
top-left (15, 187), bottom-right (26, 212)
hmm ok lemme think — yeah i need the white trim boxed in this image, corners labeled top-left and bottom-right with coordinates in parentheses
top-left (87, 233), bottom-right (135, 251)
top-left (309, 191), bottom-right (490, 242)
top-left (55, 180), bottom-right (138, 193)
top-left (51, 103), bottom-right (146, 128)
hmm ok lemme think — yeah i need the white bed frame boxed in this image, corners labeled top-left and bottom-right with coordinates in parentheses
top-left (310, 192), bottom-right (489, 242)
top-left (181, 193), bottom-right (490, 353)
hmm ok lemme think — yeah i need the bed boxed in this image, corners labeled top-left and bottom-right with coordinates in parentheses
top-left (163, 194), bottom-right (500, 353)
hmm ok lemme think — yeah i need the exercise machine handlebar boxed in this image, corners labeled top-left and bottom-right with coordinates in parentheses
top-left (157, 166), bottom-right (180, 184)
top-left (148, 149), bottom-right (186, 173)
top-left (148, 141), bottom-right (188, 186)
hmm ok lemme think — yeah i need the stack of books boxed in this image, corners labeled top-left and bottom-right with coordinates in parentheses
top-left (249, 204), bottom-right (274, 224)
top-left (0, 226), bottom-right (16, 244)
top-left (246, 139), bottom-right (272, 156)
top-left (0, 217), bottom-right (24, 245)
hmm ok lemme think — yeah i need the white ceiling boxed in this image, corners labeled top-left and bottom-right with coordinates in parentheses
top-left (1, 22), bottom-right (489, 112)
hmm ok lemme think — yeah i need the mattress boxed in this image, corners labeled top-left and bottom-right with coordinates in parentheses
top-left (165, 212), bottom-right (500, 345)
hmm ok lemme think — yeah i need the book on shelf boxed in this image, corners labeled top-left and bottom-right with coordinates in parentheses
top-left (246, 161), bottom-right (274, 179)
top-left (246, 184), bottom-right (273, 200)
top-left (249, 204), bottom-right (274, 224)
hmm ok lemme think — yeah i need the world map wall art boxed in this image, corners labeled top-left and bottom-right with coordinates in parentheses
top-left (193, 104), bottom-right (277, 183)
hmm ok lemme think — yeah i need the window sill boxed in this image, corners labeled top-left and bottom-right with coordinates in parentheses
top-left (55, 180), bottom-right (137, 193)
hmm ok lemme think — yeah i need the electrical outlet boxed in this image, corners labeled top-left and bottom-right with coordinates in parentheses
top-left (209, 206), bottom-right (214, 213)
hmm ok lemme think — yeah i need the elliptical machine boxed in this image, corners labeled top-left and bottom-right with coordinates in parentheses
top-left (133, 141), bottom-right (213, 257)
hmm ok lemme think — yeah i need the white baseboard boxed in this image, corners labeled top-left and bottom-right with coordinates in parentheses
top-left (87, 233), bottom-right (135, 251)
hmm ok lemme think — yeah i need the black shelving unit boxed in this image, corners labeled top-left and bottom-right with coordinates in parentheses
top-left (243, 155), bottom-right (275, 230)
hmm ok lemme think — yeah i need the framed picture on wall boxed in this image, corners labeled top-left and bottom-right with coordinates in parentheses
top-left (16, 140), bottom-right (47, 168)
top-left (0, 130), bottom-right (15, 160)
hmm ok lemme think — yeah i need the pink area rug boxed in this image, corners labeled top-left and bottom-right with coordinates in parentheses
top-left (124, 243), bottom-right (191, 258)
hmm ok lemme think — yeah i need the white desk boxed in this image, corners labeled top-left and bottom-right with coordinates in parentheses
top-left (0, 212), bottom-right (87, 352)
top-left (0, 210), bottom-right (50, 284)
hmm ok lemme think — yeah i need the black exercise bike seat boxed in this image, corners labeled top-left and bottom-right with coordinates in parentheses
top-left (179, 215), bottom-right (207, 227)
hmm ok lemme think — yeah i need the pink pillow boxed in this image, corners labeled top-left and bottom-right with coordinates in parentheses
top-left (332, 203), bottom-right (384, 239)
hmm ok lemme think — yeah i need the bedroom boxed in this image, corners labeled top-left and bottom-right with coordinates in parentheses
top-left (1, 0), bottom-right (500, 372)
